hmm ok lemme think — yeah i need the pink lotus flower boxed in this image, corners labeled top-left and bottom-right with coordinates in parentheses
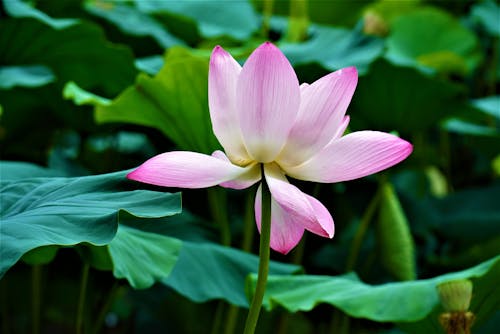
top-left (128, 42), bottom-right (412, 254)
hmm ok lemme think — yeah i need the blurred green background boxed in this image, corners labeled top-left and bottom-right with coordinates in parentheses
top-left (0, 0), bottom-right (499, 333)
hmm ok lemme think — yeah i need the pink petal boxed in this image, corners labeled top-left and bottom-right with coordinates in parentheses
top-left (300, 82), bottom-right (309, 92)
top-left (127, 151), bottom-right (255, 189)
top-left (236, 42), bottom-right (300, 163)
top-left (332, 116), bottom-right (350, 140)
top-left (279, 67), bottom-right (358, 166)
top-left (284, 131), bottom-right (413, 183)
top-left (211, 150), bottom-right (261, 189)
top-left (265, 164), bottom-right (334, 237)
top-left (209, 46), bottom-right (250, 164)
top-left (302, 193), bottom-right (335, 238)
top-left (255, 184), bottom-right (305, 254)
top-left (253, 163), bottom-right (334, 254)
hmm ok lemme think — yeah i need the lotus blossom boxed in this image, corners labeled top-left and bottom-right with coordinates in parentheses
top-left (127, 42), bottom-right (412, 254)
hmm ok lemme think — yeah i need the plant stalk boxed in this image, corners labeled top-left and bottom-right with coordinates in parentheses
top-left (210, 301), bottom-right (225, 334)
top-left (32, 265), bottom-right (42, 334)
top-left (1, 277), bottom-right (10, 334)
top-left (241, 189), bottom-right (257, 253)
top-left (208, 187), bottom-right (234, 334)
top-left (76, 263), bottom-right (90, 334)
top-left (287, 0), bottom-right (309, 42)
top-left (90, 281), bottom-right (119, 334)
top-left (261, 0), bottom-right (274, 38)
top-left (243, 164), bottom-right (272, 334)
top-left (222, 189), bottom-right (258, 334)
top-left (345, 187), bottom-right (382, 271)
top-left (208, 187), bottom-right (231, 247)
top-left (223, 305), bottom-right (240, 334)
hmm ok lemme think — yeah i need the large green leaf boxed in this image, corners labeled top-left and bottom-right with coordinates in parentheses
top-left (108, 224), bottom-right (182, 289)
top-left (442, 118), bottom-right (499, 137)
top-left (95, 47), bottom-right (220, 154)
top-left (134, 55), bottom-right (164, 75)
top-left (349, 59), bottom-right (467, 134)
top-left (441, 96), bottom-right (500, 139)
top-left (21, 245), bottom-right (59, 265)
top-left (0, 161), bottom-right (63, 179)
top-left (398, 258), bottom-right (500, 333)
top-left (471, 0), bottom-right (500, 37)
top-left (0, 84), bottom-right (96, 165)
top-left (417, 183), bottom-right (500, 245)
top-left (386, 7), bottom-right (482, 75)
top-left (63, 81), bottom-right (111, 106)
top-left (0, 163), bottom-right (181, 278)
top-left (259, 0), bottom-right (371, 27)
top-left (402, 182), bottom-right (500, 268)
top-left (0, 17), bottom-right (135, 96)
top-left (472, 96), bottom-right (500, 120)
top-left (114, 210), bottom-right (300, 303)
top-left (279, 24), bottom-right (384, 74)
top-left (134, 0), bottom-right (259, 40)
top-left (163, 242), bottom-right (301, 307)
top-left (247, 256), bottom-right (499, 323)
top-left (81, 209), bottom-right (196, 289)
top-left (0, 65), bottom-right (55, 90)
top-left (363, 0), bottom-right (420, 26)
top-left (85, 1), bottom-right (184, 48)
top-left (3, 0), bottom-right (78, 29)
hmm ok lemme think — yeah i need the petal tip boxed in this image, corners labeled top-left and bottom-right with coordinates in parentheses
top-left (273, 245), bottom-right (294, 255)
top-left (212, 45), bottom-right (223, 53)
top-left (210, 45), bottom-right (229, 61)
top-left (327, 230), bottom-right (335, 239)
top-left (256, 41), bottom-right (280, 54)
top-left (322, 221), bottom-right (335, 239)
top-left (400, 139), bottom-right (414, 158)
top-left (339, 66), bottom-right (358, 84)
top-left (126, 167), bottom-right (149, 184)
top-left (126, 169), bottom-right (139, 181)
top-left (344, 66), bottom-right (358, 74)
top-left (405, 143), bottom-right (414, 159)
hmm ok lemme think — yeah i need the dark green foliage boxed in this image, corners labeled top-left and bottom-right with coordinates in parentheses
top-left (0, 0), bottom-right (498, 333)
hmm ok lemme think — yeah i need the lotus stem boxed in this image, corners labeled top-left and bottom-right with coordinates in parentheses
top-left (346, 186), bottom-right (382, 271)
top-left (243, 164), bottom-right (271, 334)
top-left (261, 0), bottom-right (274, 38)
top-left (76, 263), bottom-right (90, 334)
top-left (32, 265), bottom-right (42, 334)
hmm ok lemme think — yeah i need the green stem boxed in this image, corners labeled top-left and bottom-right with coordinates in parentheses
top-left (330, 309), bottom-right (350, 334)
top-left (241, 189), bottom-right (257, 253)
top-left (276, 313), bottom-right (289, 334)
top-left (1, 278), bottom-right (10, 334)
top-left (277, 184), bottom-right (318, 334)
top-left (488, 37), bottom-right (498, 95)
top-left (208, 187), bottom-right (234, 334)
top-left (76, 263), bottom-right (90, 334)
top-left (287, 0), bottom-right (309, 42)
top-left (222, 189), bottom-right (258, 334)
top-left (210, 302), bottom-right (225, 334)
top-left (32, 265), bottom-right (41, 334)
top-left (90, 281), bottom-right (119, 334)
top-left (208, 187), bottom-right (231, 246)
top-left (243, 165), bottom-right (271, 334)
top-left (261, 0), bottom-right (274, 38)
top-left (345, 187), bottom-right (382, 271)
top-left (439, 129), bottom-right (453, 193)
top-left (223, 305), bottom-right (240, 334)
top-left (291, 235), bottom-right (306, 265)
top-left (412, 132), bottom-right (425, 166)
